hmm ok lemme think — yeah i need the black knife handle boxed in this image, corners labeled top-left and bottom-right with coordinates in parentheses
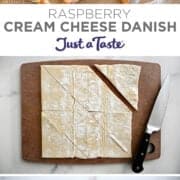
top-left (132, 132), bottom-right (151, 173)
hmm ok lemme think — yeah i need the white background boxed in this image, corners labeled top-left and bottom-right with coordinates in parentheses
top-left (0, 5), bottom-right (179, 56)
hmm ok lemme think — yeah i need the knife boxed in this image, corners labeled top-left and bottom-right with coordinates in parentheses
top-left (132, 74), bottom-right (171, 173)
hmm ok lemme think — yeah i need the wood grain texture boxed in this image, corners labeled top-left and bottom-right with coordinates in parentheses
top-left (21, 60), bottom-right (161, 163)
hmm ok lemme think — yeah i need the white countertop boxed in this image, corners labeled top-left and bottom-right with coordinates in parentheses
top-left (0, 176), bottom-right (180, 180)
top-left (0, 56), bottom-right (180, 174)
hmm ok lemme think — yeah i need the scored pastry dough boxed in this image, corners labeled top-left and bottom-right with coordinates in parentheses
top-left (95, 64), bottom-right (141, 110)
top-left (41, 64), bottom-right (141, 158)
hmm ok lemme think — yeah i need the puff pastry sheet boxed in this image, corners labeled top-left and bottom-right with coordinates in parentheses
top-left (41, 64), bottom-right (141, 158)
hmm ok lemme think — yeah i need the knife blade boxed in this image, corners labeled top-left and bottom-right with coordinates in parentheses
top-left (132, 74), bottom-right (171, 173)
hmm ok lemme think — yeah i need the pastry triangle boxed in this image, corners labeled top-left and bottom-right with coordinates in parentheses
top-left (95, 64), bottom-right (141, 110)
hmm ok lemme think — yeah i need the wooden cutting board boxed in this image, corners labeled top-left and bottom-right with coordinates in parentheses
top-left (21, 60), bottom-right (161, 163)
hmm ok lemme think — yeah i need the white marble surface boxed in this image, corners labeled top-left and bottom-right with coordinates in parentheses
top-left (0, 177), bottom-right (180, 180)
top-left (0, 56), bottom-right (180, 174)
top-left (0, 176), bottom-right (179, 180)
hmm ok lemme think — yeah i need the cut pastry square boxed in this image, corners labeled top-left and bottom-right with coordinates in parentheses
top-left (42, 111), bottom-right (74, 158)
top-left (95, 64), bottom-right (141, 110)
top-left (41, 65), bottom-right (74, 111)
top-left (104, 112), bottom-right (132, 157)
top-left (41, 64), bottom-right (141, 159)
top-left (101, 84), bottom-right (132, 157)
